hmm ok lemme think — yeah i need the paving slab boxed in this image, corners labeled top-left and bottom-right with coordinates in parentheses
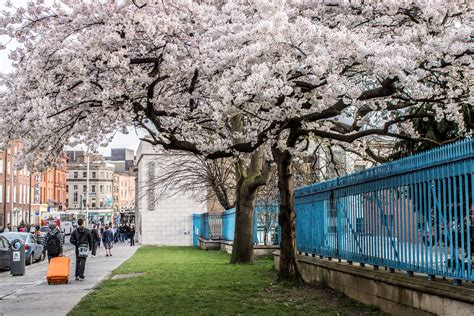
top-left (0, 242), bottom-right (137, 316)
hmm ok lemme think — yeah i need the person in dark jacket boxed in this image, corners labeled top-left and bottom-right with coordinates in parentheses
top-left (43, 223), bottom-right (64, 262)
top-left (70, 219), bottom-right (92, 281)
top-left (129, 225), bottom-right (135, 247)
top-left (102, 226), bottom-right (114, 257)
top-left (90, 224), bottom-right (101, 257)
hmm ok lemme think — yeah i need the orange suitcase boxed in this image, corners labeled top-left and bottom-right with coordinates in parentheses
top-left (47, 256), bottom-right (70, 285)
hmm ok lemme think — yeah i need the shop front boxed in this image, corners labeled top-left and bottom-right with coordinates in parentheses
top-left (88, 209), bottom-right (114, 227)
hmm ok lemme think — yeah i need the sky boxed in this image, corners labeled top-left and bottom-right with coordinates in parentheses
top-left (0, 0), bottom-right (141, 155)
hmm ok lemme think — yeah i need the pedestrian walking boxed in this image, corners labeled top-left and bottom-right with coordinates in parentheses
top-left (130, 225), bottom-right (135, 247)
top-left (91, 224), bottom-right (101, 257)
top-left (70, 218), bottom-right (92, 281)
top-left (102, 226), bottom-right (114, 257)
top-left (113, 226), bottom-right (119, 243)
top-left (43, 223), bottom-right (64, 262)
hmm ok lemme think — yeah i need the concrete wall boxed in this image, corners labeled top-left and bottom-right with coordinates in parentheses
top-left (198, 240), bottom-right (278, 257)
top-left (274, 252), bottom-right (474, 316)
top-left (135, 141), bottom-right (207, 246)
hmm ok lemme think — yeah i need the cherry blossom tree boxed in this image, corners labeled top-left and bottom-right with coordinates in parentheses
top-left (1, 0), bottom-right (472, 280)
top-left (0, 0), bottom-right (272, 264)
top-left (189, 0), bottom-right (472, 279)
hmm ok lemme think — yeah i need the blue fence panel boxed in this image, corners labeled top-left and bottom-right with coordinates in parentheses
top-left (192, 213), bottom-right (210, 242)
top-left (295, 137), bottom-right (474, 284)
top-left (192, 214), bottom-right (200, 246)
top-left (222, 208), bottom-right (236, 241)
top-left (196, 203), bottom-right (280, 246)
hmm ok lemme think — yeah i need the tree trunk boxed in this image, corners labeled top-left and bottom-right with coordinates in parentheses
top-left (272, 146), bottom-right (301, 281)
top-left (230, 177), bottom-right (258, 263)
top-left (229, 115), bottom-right (272, 264)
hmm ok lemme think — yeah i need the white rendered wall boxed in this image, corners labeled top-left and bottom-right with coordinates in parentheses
top-left (135, 141), bottom-right (207, 246)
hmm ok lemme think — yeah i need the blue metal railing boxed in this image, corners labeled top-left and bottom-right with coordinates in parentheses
top-left (194, 202), bottom-right (280, 245)
top-left (193, 213), bottom-right (210, 242)
top-left (295, 137), bottom-right (474, 284)
top-left (221, 208), bottom-right (236, 241)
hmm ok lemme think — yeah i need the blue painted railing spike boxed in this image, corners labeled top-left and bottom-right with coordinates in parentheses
top-left (295, 137), bottom-right (474, 283)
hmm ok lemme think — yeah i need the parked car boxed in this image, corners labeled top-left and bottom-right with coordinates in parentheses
top-left (0, 232), bottom-right (44, 265)
top-left (0, 235), bottom-right (10, 270)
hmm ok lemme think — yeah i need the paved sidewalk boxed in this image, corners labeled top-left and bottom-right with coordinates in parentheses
top-left (0, 243), bottom-right (138, 316)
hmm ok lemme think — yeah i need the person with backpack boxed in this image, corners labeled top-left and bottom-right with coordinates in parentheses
top-left (90, 224), bottom-right (101, 257)
top-left (70, 218), bottom-right (92, 281)
top-left (43, 223), bottom-right (64, 262)
top-left (102, 226), bottom-right (114, 257)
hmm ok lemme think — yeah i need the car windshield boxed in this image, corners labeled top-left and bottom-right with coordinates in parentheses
top-left (40, 227), bottom-right (50, 232)
top-left (1, 233), bottom-right (28, 242)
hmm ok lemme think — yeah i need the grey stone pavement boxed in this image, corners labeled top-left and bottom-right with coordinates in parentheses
top-left (0, 241), bottom-right (137, 316)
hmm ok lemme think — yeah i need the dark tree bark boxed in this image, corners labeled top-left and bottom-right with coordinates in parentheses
top-left (230, 147), bottom-right (272, 264)
top-left (272, 145), bottom-right (301, 281)
top-left (230, 174), bottom-right (259, 263)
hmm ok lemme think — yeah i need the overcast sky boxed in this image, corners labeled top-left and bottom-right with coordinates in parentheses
top-left (0, 0), bottom-right (142, 156)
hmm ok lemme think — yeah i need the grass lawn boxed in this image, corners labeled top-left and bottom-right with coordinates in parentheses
top-left (70, 247), bottom-right (382, 315)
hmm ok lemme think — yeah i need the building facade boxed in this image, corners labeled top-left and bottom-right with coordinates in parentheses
top-left (0, 142), bottom-right (67, 229)
top-left (113, 172), bottom-right (136, 222)
top-left (135, 141), bottom-right (206, 245)
top-left (66, 153), bottom-right (114, 225)
top-left (106, 148), bottom-right (135, 173)
top-left (0, 142), bottom-right (33, 229)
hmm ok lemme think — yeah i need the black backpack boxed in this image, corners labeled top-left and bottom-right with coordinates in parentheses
top-left (47, 233), bottom-right (61, 256)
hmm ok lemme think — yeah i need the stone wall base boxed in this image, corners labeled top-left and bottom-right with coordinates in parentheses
top-left (197, 238), bottom-right (278, 257)
top-left (219, 241), bottom-right (278, 258)
top-left (198, 238), bottom-right (221, 250)
top-left (273, 252), bottom-right (474, 316)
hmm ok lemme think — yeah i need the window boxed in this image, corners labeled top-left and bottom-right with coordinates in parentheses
top-left (100, 185), bottom-right (103, 193)
top-left (99, 200), bottom-right (104, 208)
top-left (66, 198), bottom-right (69, 207)
top-left (91, 202), bottom-right (96, 208)
top-left (74, 172), bottom-right (78, 179)
top-left (83, 172), bottom-right (87, 178)
top-left (73, 185), bottom-right (78, 203)
top-left (91, 185), bottom-right (96, 193)
top-left (83, 185), bottom-right (87, 193)
top-left (354, 165), bottom-right (366, 172)
top-left (92, 172), bottom-right (96, 179)
top-left (66, 185), bottom-right (69, 193)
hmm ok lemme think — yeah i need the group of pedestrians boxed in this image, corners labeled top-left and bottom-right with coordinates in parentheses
top-left (42, 220), bottom-right (136, 282)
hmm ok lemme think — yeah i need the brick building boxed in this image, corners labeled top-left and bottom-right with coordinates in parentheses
top-left (0, 142), bottom-right (68, 229)
top-left (0, 142), bottom-right (33, 229)
top-left (31, 153), bottom-right (68, 222)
